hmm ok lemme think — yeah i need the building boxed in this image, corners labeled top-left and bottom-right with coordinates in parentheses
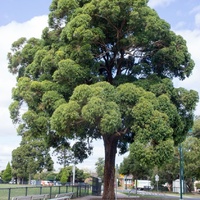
top-left (118, 174), bottom-right (134, 189)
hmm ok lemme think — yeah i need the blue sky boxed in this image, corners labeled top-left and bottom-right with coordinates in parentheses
top-left (0, 0), bottom-right (51, 25)
top-left (0, 0), bottom-right (200, 172)
top-left (153, 0), bottom-right (199, 30)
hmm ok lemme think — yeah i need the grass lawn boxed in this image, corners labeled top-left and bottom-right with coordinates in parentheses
top-left (0, 184), bottom-right (75, 200)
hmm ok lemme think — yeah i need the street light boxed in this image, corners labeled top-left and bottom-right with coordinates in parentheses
top-left (72, 163), bottom-right (75, 185)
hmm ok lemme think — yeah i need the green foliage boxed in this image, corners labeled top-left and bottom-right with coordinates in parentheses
top-left (182, 136), bottom-right (200, 191)
top-left (11, 137), bottom-right (54, 181)
top-left (57, 166), bottom-right (87, 183)
top-left (7, 0), bottom-right (199, 198)
top-left (148, 135), bottom-right (200, 192)
top-left (2, 163), bottom-right (12, 182)
top-left (33, 171), bottom-right (58, 181)
top-left (119, 156), bottom-right (150, 180)
top-left (60, 168), bottom-right (69, 184)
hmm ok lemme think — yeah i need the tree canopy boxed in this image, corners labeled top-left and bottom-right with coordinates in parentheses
top-left (7, 0), bottom-right (198, 199)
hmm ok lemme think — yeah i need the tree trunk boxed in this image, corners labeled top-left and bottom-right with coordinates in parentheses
top-left (102, 135), bottom-right (118, 200)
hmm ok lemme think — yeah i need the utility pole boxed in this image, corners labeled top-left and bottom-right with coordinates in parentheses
top-left (179, 144), bottom-right (184, 200)
top-left (72, 163), bottom-right (75, 185)
top-left (115, 164), bottom-right (118, 200)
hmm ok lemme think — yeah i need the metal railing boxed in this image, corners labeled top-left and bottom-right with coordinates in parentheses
top-left (0, 184), bottom-right (90, 200)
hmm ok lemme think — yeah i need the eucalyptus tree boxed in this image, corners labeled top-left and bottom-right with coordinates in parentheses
top-left (8, 0), bottom-right (198, 199)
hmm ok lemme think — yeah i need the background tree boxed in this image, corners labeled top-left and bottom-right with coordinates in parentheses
top-left (12, 137), bottom-right (54, 184)
top-left (152, 153), bottom-right (180, 191)
top-left (192, 115), bottom-right (200, 138)
top-left (7, 0), bottom-right (198, 199)
top-left (60, 168), bottom-right (69, 184)
top-left (53, 145), bottom-right (75, 168)
top-left (2, 162), bottom-right (12, 183)
top-left (33, 171), bottom-right (59, 181)
top-left (150, 136), bottom-right (200, 192)
top-left (95, 158), bottom-right (105, 182)
top-left (46, 172), bottom-right (58, 181)
top-left (119, 155), bottom-right (152, 193)
top-left (57, 166), bottom-right (89, 184)
top-left (119, 156), bottom-right (151, 181)
top-left (182, 136), bottom-right (200, 192)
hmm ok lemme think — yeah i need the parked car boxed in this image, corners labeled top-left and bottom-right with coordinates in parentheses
top-left (41, 180), bottom-right (53, 186)
top-left (9, 180), bottom-right (16, 184)
top-left (54, 181), bottom-right (62, 186)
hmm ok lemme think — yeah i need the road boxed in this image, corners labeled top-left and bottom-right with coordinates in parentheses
top-left (118, 189), bottom-right (200, 200)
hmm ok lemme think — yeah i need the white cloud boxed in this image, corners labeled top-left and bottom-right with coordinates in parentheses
top-left (189, 5), bottom-right (200, 14)
top-left (195, 13), bottom-right (200, 28)
top-left (0, 139), bottom-right (21, 167)
top-left (0, 15), bottom-right (48, 171)
top-left (174, 21), bottom-right (186, 29)
top-left (148, 0), bottom-right (175, 8)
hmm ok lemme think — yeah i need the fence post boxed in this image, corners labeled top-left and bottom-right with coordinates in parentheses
top-left (76, 185), bottom-right (79, 198)
top-left (66, 185), bottom-right (68, 193)
top-left (8, 188), bottom-right (11, 200)
top-left (25, 187), bottom-right (28, 196)
top-left (50, 186), bottom-right (52, 198)
top-left (58, 185), bottom-right (61, 194)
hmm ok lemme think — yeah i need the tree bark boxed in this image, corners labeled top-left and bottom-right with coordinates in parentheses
top-left (102, 135), bottom-right (118, 200)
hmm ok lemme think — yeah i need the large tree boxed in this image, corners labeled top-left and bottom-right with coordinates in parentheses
top-left (7, 0), bottom-right (198, 199)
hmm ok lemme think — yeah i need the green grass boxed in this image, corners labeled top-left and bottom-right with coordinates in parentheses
top-left (0, 184), bottom-right (88, 200)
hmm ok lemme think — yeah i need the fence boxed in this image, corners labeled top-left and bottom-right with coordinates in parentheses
top-left (0, 184), bottom-right (90, 200)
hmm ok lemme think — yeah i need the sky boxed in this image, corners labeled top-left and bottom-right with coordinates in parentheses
top-left (0, 0), bottom-right (200, 173)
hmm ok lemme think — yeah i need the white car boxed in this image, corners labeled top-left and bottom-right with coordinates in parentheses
top-left (9, 180), bottom-right (16, 184)
top-left (41, 180), bottom-right (53, 186)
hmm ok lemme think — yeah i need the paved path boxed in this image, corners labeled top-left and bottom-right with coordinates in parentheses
top-left (73, 193), bottom-right (136, 200)
top-left (73, 192), bottom-right (200, 200)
